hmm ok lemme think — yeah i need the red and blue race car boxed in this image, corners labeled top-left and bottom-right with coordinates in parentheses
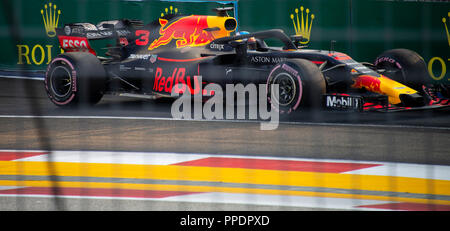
top-left (44, 0), bottom-right (450, 113)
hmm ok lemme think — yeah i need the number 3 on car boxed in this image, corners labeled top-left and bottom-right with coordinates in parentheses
top-left (135, 30), bottom-right (149, 46)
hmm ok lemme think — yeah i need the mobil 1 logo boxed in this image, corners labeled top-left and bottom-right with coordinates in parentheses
top-left (323, 94), bottom-right (363, 112)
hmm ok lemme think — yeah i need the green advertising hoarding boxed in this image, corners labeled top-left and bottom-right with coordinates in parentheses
top-left (1, 0), bottom-right (449, 83)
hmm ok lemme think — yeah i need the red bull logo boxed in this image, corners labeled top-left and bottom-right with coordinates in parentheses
top-left (352, 75), bottom-right (382, 93)
top-left (153, 67), bottom-right (201, 94)
top-left (149, 16), bottom-right (215, 50)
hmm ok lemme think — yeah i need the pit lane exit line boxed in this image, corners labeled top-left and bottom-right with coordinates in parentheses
top-left (3, 150), bottom-right (450, 180)
top-left (1, 150), bottom-right (450, 211)
top-left (1, 160), bottom-right (449, 197)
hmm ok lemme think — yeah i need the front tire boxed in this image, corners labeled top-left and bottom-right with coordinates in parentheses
top-left (374, 48), bottom-right (430, 91)
top-left (267, 59), bottom-right (326, 113)
top-left (45, 52), bottom-right (106, 107)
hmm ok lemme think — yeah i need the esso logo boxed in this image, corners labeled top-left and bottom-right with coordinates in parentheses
top-left (61, 38), bottom-right (88, 49)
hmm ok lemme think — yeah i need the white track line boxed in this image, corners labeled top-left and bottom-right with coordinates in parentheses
top-left (1, 114), bottom-right (449, 131)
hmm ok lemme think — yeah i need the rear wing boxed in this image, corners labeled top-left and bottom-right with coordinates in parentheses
top-left (56, 19), bottom-right (143, 55)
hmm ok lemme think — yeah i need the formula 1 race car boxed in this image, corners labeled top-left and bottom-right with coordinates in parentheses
top-left (44, 0), bottom-right (450, 113)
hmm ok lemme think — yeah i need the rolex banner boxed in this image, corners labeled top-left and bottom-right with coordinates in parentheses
top-left (1, 0), bottom-right (449, 84)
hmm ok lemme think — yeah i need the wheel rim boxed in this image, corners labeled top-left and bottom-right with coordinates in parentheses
top-left (272, 72), bottom-right (297, 106)
top-left (50, 66), bottom-right (72, 98)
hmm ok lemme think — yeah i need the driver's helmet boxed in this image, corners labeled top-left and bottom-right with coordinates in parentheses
top-left (236, 31), bottom-right (257, 50)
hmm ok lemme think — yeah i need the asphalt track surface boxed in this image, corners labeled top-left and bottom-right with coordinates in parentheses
top-left (0, 77), bottom-right (450, 211)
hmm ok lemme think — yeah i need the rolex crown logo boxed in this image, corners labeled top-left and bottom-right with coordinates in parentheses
top-left (160, 5), bottom-right (178, 18)
top-left (290, 6), bottom-right (315, 45)
top-left (442, 12), bottom-right (450, 47)
top-left (41, 2), bottom-right (61, 37)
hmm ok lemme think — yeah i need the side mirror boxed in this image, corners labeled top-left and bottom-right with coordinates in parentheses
top-left (290, 35), bottom-right (308, 48)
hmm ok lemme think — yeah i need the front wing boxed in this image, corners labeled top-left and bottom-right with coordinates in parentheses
top-left (322, 93), bottom-right (450, 112)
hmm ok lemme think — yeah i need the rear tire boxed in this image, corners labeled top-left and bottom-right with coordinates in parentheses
top-left (45, 52), bottom-right (106, 107)
top-left (267, 59), bottom-right (326, 113)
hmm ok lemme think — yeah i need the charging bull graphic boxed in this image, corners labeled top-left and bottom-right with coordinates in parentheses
top-left (352, 75), bottom-right (382, 93)
top-left (149, 15), bottom-right (215, 50)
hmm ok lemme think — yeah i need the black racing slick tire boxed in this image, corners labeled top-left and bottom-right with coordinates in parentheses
top-left (267, 59), bottom-right (326, 113)
top-left (45, 52), bottom-right (106, 107)
top-left (374, 48), bottom-right (430, 91)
